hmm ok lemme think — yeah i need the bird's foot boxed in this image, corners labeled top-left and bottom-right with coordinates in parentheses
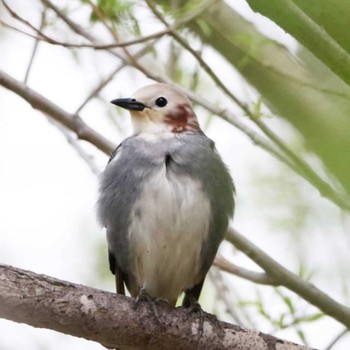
top-left (185, 299), bottom-right (220, 343)
top-left (134, 289), bottom-right (167, 322)
top-left (186, 299), bottom-right (205, 338)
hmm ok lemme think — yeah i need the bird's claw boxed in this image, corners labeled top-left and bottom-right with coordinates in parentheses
top-left (134, 289), bottom-right (163, 323)
top-left (185, 299), bottom-right (220, 344)
top-left (186, 300), bottom-right (205, 339)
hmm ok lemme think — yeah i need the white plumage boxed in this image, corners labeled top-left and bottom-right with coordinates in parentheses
top-left (128, 164), bottom-right (211, 305)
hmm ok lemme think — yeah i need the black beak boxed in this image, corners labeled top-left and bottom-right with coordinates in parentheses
top-left (110, 98), bottom-right (146, 111)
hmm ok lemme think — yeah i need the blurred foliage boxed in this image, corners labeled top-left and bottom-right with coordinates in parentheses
top-left (251, 162), bottom-right (313, 233)
top-left (247, 0), bottom-right (350, 86)
top-left (83, 0), bottom-right (132, 22)
top-left (240, 287), bottom-right (324, 346)
top-left (157, 0), bottom-right (205, 20)
top-left (81, 0), bottom-right (140, 34)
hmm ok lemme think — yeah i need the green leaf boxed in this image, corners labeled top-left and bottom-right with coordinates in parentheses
top-left (195, 18), bottom-right (212, 37)
top-left (298, 313), bottom-right (324, 323)
top-left (275, 288), bottom-right (295, 315)
top-left (86, 0), bottom-right (135, 25)
top-left (296, 329), bottom-right (309, 346)
top-left (246, 0), bottom-right (350, 88)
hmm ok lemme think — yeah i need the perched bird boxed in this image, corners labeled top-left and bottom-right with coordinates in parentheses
top-left (97, 83), bottom-right (235, 309)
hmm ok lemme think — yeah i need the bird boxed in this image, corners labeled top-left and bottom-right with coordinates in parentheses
top-left (97, 83), bottom-right (235, 310)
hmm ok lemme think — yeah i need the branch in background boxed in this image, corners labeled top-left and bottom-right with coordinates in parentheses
top-left (75, 64), bottom-right (125, 114)
top-left (40, 0), bottom-right (128, 62)
top-left (145, 0), bottom-right (250, 112)
top-left (75, 37), bottom-right (157, 115)
top-left (208, 268), bottom-right (246, 326)
top-left (41, 0), bottom-right (95, 42)
top-left (324, 328), bottom-right (349, 350)
top-left (246, 0), bottom-right (350, 88)
top-left (0, 69), bottom-right (115, 155)
top-left (0, 264), bottom-right (310, 350)
top-left (50, 120), bottom-right (100, 176)
top-left (214, 255), bottom-right (276, 286)
top-left (225, 228), bottom-right (350, 330)
top-left (23, 8), bottom-right (47, 83)
top-left (0, 19), bottom-right (170, 50)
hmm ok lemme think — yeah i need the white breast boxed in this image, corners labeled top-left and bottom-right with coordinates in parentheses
top-left (128, 165), bottom-right (211, 304)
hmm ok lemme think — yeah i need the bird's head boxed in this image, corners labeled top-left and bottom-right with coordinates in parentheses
top-left (111, 83), bottom-right (201, 135)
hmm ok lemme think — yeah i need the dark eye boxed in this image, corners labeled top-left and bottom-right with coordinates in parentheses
top-left (155, 97), bottom-right (167, 107)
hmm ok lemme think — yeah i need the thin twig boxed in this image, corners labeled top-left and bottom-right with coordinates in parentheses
top-left (84, 0), bottom-right (118, 40)
top-left (208, 268), bottom-right (246, 326)
top-left (2, 0), bottom-right (50, 37)
top-left (75, 64), bottom-right (125, 114)
top-left (24, 9), bottom-right (47, 83)
top-left (41, 0), bottom-right (95, 42)
top-left (41, 0), bottom-right (129, 63)
top-left (50, 120), bottom-right (100, 175)
top-left (323, 328), bottom-right (348, 350)
top-left (145, 0), bottom-right (250, 113)
top-left (0, 19), bottom-right (170, 50)
top-left (39, 0), bottom-right (158, 68)
top-left (75, 37), bottom-right (158, 115)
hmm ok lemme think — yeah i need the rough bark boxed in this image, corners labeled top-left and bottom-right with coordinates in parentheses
top-left (0, 264), bottom-right (311, 350)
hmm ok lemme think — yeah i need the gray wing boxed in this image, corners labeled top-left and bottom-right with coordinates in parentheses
top-left (97, 137), bottom-right (164, 295)
top-left (169, 134), bottom-right (235, 280)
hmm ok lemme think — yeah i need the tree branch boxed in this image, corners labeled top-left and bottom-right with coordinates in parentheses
top-left (324, 328), bottom-right (348, 350)
top-left (0, 19), bottom-right (170, 50)
top-left (214, 255), bottom-right (276, 286)
top-left (246, 0), bottom-right (350, 88)
top-left (23, 8), bottom-right (47, 83)
top-left (49, 119), bottom-right (100, 176)
top-left (226, 228), bottom-right (350, 330)
top-left (0, 69), bottom-right (115, 155)
top-left (0, 263), bottom-right (312, 350)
